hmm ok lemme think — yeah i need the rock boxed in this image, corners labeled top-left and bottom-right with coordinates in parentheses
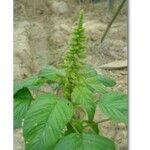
top-left (14, 21), bottom-right (31, 80)
top-left (100, 39), bottom-right (127, 61)
top-left (108, 23), bottom-right (127, 41)
top-left (51, 23), bottom-right (70, 45)
top-left (14, 21), bottom-right (51, 80)
top-left (27, 22), bottom-right (51, 71)
top-left (100, 60), bottom-right (127, 69)
top-left (48, 23), bottom-right (71, 64)
top-left (51, 1), bottom-right (69, 14)
top-left (122, 46), bottom-right (127, 52)
top-left (85, 20), bottom-right (106, 41)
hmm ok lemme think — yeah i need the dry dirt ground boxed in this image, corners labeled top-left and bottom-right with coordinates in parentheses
top-left (14, 0), bottom-right (128, 149)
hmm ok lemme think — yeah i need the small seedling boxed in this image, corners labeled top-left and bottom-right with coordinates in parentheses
top-left (14, 10), bottom-right (127, 150)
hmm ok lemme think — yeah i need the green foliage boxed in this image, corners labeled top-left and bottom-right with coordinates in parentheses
top-left (14, 76), bottom-right (46, 94)
top-left (72, 86), bottom-right (96, 121)
top-left (23, 93), bottom-right (73, 150)
top-left (98, 92), bottom-right (128, 124)
top-left (39, 65), bottom-right (66, 82)
top-left (14, 88), bottom-right (33, 128)
top-left (53, 133), bottom-right (116, 150)
top-left (14, 10), bottom-right (127, 150)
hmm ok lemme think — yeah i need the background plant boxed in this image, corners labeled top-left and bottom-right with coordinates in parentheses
top-left (14, 10), bottom-right (127, 150)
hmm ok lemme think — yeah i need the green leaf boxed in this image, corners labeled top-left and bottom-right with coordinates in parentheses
top-left (14, 88), bottom-right (33, 128)
top-left (96, 74), bottom-right (116, 87)
top-left (14, 76), bottom-right (46, 94)
top-left (40, 65), bottom-right (66, 82)
top-left (54, 133), bottom-right (116, 150)
top-left (79, 64), bottom-right (115, 90)
top-left (72, 86), bottom-right (96, 121)
top-left (14, 66), bottom-right (65, 95)
top-left (23, 93), bottom-right (73, 150)
top-left (85, 76), bottom-right (107, 94)
top-left (98, 92), bottom-right (128, 124)
top-left (79, 64), bottom-right (97, 78)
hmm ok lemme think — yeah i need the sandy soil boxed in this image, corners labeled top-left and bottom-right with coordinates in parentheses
top-left (14, 0), bottom-right (128, 149)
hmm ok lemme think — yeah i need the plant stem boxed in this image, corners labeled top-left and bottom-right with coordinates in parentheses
top-left (101, 0), bottom-right (127, 43)
top-left (96, 118), bottom-right (111, 124)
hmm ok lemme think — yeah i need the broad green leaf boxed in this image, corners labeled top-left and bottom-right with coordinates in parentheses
top-left (85, 76), bottom-right (107, 94)
top-left (54, 133), bottom-right (116, 150)
top-left (14, 88), bottom-right (33, 128)
top-left (14, 76), bottom-right (46, 94)
top-left (97, 74), bottom-right (116, 87)
top-left (23, 93), bottom-right (73, 150)
top-left (79, 64), bottom-right (116, 88)
top-left (72, 86), bottom-right (96, 121)
top-left (79, 64), bottom-right (97, 78)
top-left (98, 92), bottom-right (128, 124)
top-left (39, 65), bottom-right (66, 82)
top-left (14, 66), bottom-right (65, 95)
